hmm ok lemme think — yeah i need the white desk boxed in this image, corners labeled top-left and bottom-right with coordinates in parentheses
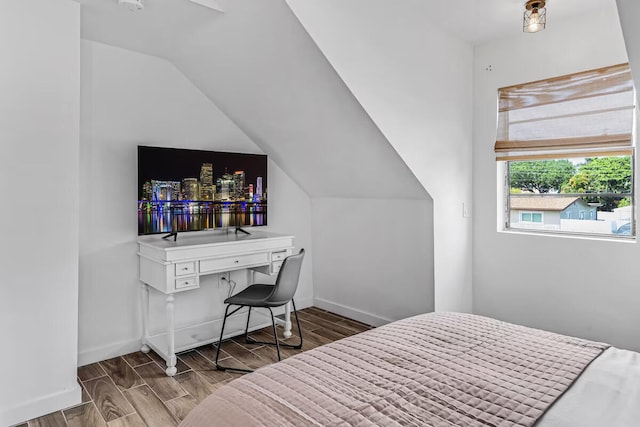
top-left (137, 230), bottom-right (295, 376)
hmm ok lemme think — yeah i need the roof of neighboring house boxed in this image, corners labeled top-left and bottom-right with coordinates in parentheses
top-left (510, 196), bottom-right (582, 211)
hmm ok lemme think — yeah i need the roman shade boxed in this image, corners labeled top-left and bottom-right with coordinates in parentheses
top-left (495, 63), bottom-right (635, 161)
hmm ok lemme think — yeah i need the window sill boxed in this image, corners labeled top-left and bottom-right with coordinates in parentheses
top-left (498, 228), bottom-right (636, 243)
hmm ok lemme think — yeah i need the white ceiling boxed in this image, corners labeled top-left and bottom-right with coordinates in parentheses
top-left (81, 0), bottom-right (225, 58)
top-left (433, 0), bottom-right (616, 45)
top-left (81, 0), bottom-right (616, 53)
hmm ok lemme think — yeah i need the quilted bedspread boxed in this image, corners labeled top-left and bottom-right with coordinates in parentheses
top-left (179, 312), bottom-right (608, 427)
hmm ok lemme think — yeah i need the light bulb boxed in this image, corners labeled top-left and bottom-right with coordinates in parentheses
top-left (528, 11), bottom-right (541, 32)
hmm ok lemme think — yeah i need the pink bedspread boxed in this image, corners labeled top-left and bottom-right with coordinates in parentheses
top-left (180, 312), bottom-right (607, 427)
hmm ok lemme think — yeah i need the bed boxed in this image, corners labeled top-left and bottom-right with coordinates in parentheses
top-left (179, 312), bottom-right (640, 426)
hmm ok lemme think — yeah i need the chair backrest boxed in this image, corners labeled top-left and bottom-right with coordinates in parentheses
top-left (267, 249), bottom-right (305, 305)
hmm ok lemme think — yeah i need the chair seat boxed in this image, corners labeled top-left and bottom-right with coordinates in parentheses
top-left (224, 284), bottom-right (275, 306)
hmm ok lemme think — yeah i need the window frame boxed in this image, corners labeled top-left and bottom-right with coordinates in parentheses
top-left (497, 64), bottom-right (636, 240)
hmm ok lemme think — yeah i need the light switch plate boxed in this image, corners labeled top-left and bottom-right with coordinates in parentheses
top-left (463, 202), bottom-right (471, 218)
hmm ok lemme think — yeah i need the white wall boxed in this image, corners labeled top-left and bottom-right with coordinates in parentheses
top-left (79, 40), bottom-right (314, 365)
top-left (171, 0), bottom-right (428, 201)
top-left (473, 3), bottom-right (640, 351)
top-left (285, 0), bottom-right (474, 313)
top-left (82, 0), bottom-right (433, 326)
top-left (312, 198), bottom-right (434, 325)
top-left (164, 0), bottom-right (435, 323)
top-left (0, 1), bottom-right (82, 424)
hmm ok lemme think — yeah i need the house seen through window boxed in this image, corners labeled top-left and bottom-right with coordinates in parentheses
top-left (495, 64), bottom-right (635, 238)
top-left (520, 212), bottom-right (543, 223)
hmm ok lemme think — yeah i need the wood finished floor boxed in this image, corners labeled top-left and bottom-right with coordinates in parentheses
top-left (15, 307), bottom-right (372, 427)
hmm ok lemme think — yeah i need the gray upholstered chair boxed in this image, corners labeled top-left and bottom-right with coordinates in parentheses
top-left (215, 249), bottom-right (305, 372)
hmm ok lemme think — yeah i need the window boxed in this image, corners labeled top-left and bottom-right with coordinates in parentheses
top-left (521, 212), bottom-right (543, 223)
top-left (495, 64), bottom-right (636, 238)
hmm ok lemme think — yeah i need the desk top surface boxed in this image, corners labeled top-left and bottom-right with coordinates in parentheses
top-left (138, 230), bottom-right (294, 251)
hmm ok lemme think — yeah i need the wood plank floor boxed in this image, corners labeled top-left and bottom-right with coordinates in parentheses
top-left (15, 307), bottom-right (372, 427)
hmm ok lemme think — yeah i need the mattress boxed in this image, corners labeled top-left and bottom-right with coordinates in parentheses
top-left (179, 312), bottom-right (635, 427)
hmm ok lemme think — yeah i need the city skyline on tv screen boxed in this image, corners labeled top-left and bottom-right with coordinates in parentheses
top-left (137, 146), bottom-right (267, 235)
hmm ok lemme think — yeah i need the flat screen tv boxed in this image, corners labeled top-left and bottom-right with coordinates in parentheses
top-left (138, 146), bottom-right (267, 237)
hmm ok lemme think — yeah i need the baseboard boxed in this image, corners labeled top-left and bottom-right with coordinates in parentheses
top-left (79, 297), bottom-right (316, 367)
top-left (313, 297), bottom-right (392, 327)
top-left (1, 384), bottom-right (82, 427)
top-left (294, 296), bottom-right (314, 310)
top-left (78, 338), bottom-right (142, 367)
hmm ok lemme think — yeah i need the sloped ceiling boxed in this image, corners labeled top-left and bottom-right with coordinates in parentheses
top-left (616, 0), bottom-right (640, 93)
top-left (80, 0), bottom-right (615, 200)
top-left (81, 0), bottom-right (428, 200)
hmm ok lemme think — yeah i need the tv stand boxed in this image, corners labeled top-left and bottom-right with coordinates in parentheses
top-left (162, 232), bottom-right (178, 241)
top-left (234, 227), bottom-right (250, 235)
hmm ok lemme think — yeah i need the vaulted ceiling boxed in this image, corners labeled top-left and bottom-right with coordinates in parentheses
top-left (81, 0), bottom-right (430, 200)
top-left (82, 0), bottom-right (611, 49)
top-left (80, 0), bottom-right (623, 201)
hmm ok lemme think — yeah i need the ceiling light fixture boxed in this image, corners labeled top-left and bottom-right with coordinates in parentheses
top-left (118, 0), bottom-right (144, 12)
top-left (523, 0), bottom-right (546, 33)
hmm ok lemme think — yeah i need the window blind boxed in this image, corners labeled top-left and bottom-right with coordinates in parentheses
top-left (495, 63), bottom-right (635, 161)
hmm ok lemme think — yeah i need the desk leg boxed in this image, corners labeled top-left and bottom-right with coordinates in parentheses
top-left (139, 283), bottom-right (150, 354)
top-left (283, 301), bottom-right (292, 339)
top-left (165, 294), bottom-right (177, 377)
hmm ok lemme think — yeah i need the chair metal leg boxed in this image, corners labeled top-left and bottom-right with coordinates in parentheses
top-left (244, 307), bottom-right (252, 343)
top-left (217, 302), bottom-right (304, 373)
top-left (215, 305), bottom-right (254, 373)
top-left (290, 299), bottom-right (303, 350)
top-left (268, 307), bottom-right (281, 361)
top-left (245, 300), bottom-right (303, 349)
top-left (215, 304), bottom-right (232, 370)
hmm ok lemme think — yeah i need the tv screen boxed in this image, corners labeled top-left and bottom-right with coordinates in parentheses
top-left (138, 146), bottom-right (267, 236)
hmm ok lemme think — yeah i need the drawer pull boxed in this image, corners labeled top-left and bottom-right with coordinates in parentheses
top-left (234, 260), bottom-right (239, 263)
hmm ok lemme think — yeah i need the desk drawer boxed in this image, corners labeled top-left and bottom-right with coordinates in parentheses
top-left (200, 252), bottom-right (269, 273)
top-left (175, 262), bottom-right (196, 276)
top-left (175, 277), bottom-right (197, 290)
top-left (272, 250), bottom-right (288, 262)
top-left (272, 260), bottom-right (284, 274)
